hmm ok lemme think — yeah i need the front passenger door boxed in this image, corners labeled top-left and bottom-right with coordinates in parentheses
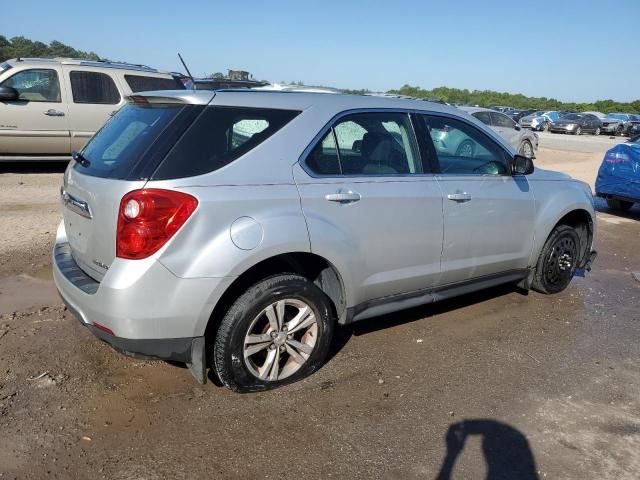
top-left (0, 68), bottom-right (70, 157)
top-left (418, 114), bottom-right (535, 284)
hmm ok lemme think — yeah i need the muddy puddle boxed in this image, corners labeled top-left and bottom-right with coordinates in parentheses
top-left (0, 263), bottom-right (60, 314)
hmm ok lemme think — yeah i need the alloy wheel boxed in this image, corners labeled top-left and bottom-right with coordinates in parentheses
top-left (243, 298), bottom-right (318, 381)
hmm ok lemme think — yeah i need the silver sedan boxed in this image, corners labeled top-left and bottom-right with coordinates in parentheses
top-left (458, 106), bottom-right (539, 158)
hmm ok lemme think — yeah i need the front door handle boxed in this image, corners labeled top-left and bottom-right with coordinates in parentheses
top-left (447, 192), bottom-right (472, 202)
top-left (44, 109), bottom-right (65, 117)
top-left (325, 191), bottom-right (361, 204)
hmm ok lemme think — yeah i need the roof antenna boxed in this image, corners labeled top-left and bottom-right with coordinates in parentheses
top-left (178, 53), bottom-right (195, 86)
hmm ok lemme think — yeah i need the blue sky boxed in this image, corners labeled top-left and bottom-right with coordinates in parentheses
top-left (5, 0), bottom-right (639, 102)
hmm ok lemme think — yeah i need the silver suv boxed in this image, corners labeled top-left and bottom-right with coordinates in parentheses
top-left (53, 90), bottom-right (597, 392)
top-left (0, 58), bottom-right (185, 162)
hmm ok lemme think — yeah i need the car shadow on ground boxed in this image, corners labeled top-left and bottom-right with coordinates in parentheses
top-left (434, 419), bottom-right (539, 480)
top-left (0, 161), bottom-right (69, 174)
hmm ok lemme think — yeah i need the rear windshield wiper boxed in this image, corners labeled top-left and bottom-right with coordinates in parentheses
top-left (72, 151), bottom-right (90, 167)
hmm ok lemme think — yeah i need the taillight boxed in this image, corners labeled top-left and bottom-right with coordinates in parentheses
top-left (116, 189), bottom-right (198, 259)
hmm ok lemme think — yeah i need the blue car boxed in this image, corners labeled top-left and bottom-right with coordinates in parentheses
top-left (519, 110), bottom-right (562, 131)
top-left (595, 135), bottom-right (640, 211)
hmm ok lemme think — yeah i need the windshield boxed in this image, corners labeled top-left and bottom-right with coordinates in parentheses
top-left (607, 113), bottom-right (627, 120)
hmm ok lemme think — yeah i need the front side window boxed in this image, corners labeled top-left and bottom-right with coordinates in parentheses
top-left (70, 71), bottom-right (120, 104)
top-left (0, 68), bottom-right (60, 102)
top-left (491, 112), bottom-right (516, 128)
top-left (420, 115), bottom-right (509, 176)
top-left (306, 112), bottom-right (422, 176)
top-left (152, 107), bottom-right (300, 179)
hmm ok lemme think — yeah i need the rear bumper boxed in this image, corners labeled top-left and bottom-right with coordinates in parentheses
top-left (62, 294), bottom-right (197, 362)
top-left (52, 222), bottom-right (234, 357)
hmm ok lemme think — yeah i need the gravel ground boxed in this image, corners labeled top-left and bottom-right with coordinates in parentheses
top-left (0, 135), bottom-right (639, 479)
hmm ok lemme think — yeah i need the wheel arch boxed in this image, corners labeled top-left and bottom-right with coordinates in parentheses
top-left (537, 208), bottom-right (594, 269)
top-left (204, 252), bottom-right (347, 341)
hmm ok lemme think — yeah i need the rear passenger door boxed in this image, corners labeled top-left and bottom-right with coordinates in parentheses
top-left (293, 111), bottom-right (444, 307)
top-left (62, 68), bottom-right (126, 152)
top-left (417, 114), bottom-right (535, 284)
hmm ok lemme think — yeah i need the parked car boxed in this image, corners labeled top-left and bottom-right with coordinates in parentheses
top-left (0, 57), bottom-right (185, 162)
top-left (490, 105), bottom-right (515, 113)
top-left (595, 135), bottom-right (640, 211)
top-left (53, 91), bottom-right (597, 392)
top-left (583, 111), bottom-right (623, 135)
top-left (193, 78), bottom-right (268, 90)
top-left (549, 113), bottom-right (602, 135)
top-left (606, 113), bottom-right (640, 136)
top-left (519, 111), bottom-right (564, 131)
top-left (458, 107), bottom-right (538, 157)
top-left (506, 109), bottom-right (537, 122)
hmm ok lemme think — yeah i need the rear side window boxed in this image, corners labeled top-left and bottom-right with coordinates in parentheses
top-left (75, 103), bottom-right (188, 179)
top-left (305, 112), bottom-right (422, 176)
top-left (152, 107), bottom-right (300, 179)
top-left (473, 111), bottom-right (492, 125)
top-left (70, 71), bottom-right (120, 104)
top-left (125, 75), bottom-right (184, 92)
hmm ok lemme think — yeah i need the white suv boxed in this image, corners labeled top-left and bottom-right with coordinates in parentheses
top-left (0, 57), bottom-right (185, 162)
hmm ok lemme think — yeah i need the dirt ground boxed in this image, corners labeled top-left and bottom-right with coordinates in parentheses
top-left (0, 133), bottom-right (639, 479)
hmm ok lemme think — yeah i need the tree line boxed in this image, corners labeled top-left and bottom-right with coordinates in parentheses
top-left (388, 85), bottom-right (640, 114)
top-left (0, 36), bottom-right (103, 62)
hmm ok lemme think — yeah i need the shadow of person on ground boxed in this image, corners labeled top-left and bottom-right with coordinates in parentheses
top-left (435, 419), bottom-right (539, 480)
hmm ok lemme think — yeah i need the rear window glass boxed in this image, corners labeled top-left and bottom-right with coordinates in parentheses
top-left (70, 71), bottom-right (120, 104)
top-left (125, 75), bottom-right (184, 93)
top-left (151, 107), bottom-right (300, 179)
top-left (75, 103), bottom-right (187, 179)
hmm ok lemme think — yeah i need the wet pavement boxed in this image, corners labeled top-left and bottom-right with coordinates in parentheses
top-left (0, 155), bottom-right (639, 478)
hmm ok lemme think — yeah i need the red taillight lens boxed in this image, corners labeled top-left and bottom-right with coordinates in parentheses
top-left (116, 189), bottom-right (198, 259)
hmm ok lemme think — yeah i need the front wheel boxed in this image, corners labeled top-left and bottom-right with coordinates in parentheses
top-left (543, 121), bottom-right (550, 132)
top-left (575, 126), bottom-right (582, 135)
top-left (606, 198), bottom-right (634, 211)
top-left (213, 274), bottom-right (335, 392)
top-left (532, 225), bottom-right (581, 294)
top-left (593, 127), bottom-right (601, 136)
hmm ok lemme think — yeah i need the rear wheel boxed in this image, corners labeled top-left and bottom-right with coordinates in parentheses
top-left (606, 198), bottom-right (634, 211)
top-left (456, 140), bottom-right (475, 157)
top-left (213, 274), bottom-right (335, 392)
top-left (575, 126), bottom-right (582, 135)
top-left (543, 121), bottom-right (550, 132)
top-left (532, 225), bottom-right (581, 294)
top-left (519, 140), bottom-right (534, 158)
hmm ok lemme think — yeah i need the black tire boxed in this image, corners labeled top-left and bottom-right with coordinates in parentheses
top-left (213, 274), bottom-right (335, 392)
top-left (456, 140), bottom-right (475, 157)
top-left (532, 225), bottom-right (581, 294)
top-left (606, 198), bottom-right (634, 211)
top-left (593, 127), bottom-right (601, 136)
top-left (616, 125), bottom-right (624, 136)
top-left (575, 126), bottom-right (582, 135)
top-left (543, 122), bottom-right (550, 132)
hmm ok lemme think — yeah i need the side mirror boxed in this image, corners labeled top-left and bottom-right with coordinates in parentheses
top-left (0, 85), bottom-right (19, 101)
top-left (512, 154), bottom-right (534, 175)
top-left (514, 124), bottom-right (521, 131)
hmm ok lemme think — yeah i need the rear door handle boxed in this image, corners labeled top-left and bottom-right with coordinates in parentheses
top-left (44, 109), bottom-right (65, 117)
top-left (325, 191), bottom-right (361, 204)
top-left (447, 192), bottom-right (472, 202)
